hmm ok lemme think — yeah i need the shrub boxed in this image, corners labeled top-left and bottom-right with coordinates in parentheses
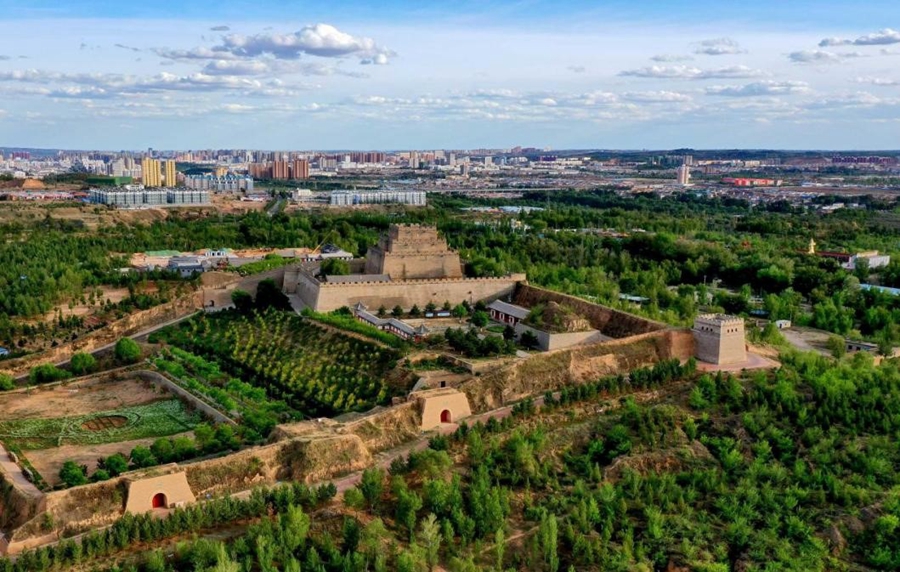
top-left (321, 258), bottom-right (350, 276)
top-left (29, 364), bottom-right (71, 384)
top-left (59, 461), bottom-right (88, 487)
top-left (0, 373), bottom-right (14, 391)
top-left (103, 453), bottom-right (129, 476)
top-left (231, 290), bottom-right (254, 313)
top-left (70, 352), bottom-right (97, 376)
top-left (130, 446), bottom-right (157, 469)
top-left (114, 338), bottom-right (142, 364)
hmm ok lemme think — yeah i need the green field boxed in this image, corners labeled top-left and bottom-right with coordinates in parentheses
top-left (153, 309), bottom-right (401, 416)
top-left (0, 400), bottom-right (201, 450)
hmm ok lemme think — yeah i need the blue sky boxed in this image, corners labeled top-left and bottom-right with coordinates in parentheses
top-left (1, 0), bottom-right (899, 150)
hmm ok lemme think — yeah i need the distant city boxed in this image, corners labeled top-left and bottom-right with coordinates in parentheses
top-left (1, 146), bottom-right (898, 210)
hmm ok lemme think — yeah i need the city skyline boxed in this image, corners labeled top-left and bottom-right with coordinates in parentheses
top-left (1, 0), bottom-right (899, 150)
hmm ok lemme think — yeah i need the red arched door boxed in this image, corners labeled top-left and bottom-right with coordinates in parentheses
top-left (151, 493), bottom-right (167, 509)
top-left (440, 410), bottom-right (452, 423)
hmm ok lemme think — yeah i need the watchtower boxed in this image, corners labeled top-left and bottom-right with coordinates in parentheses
top-left (693, 314), bottom-right (746, 365)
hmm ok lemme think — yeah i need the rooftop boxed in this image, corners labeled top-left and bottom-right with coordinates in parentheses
top-left (695, 313), bottom-right (744, 324)
top-left (487, 300), bottom-right (530, 320)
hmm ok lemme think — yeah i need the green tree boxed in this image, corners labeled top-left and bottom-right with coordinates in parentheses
top-left (231, 289), bottom-right (254, 313)
top-left (392, 305), bottom-right (404, 318)
top-left (59, 460), bottom-right (87, 487)
top-left (471, 311), bottom-right (489, 328)
top-left (103, 453), bottom-right (129, 476)
top-left (130, 446), bottom-right (157, 468)
top-left (70, 352), bottom-right (97, 375)
top-left (321, 258), bottom-right (350, 276)
top-left (255, 278), bottom-right (291, 311)
top-left (0, 373), bottom-right (14, 391)
top-left (114, 338), bottom-right (142, 364)
top-left (826, 335), bottom-right (846, 359)
top-left (359, 468), bottom-right (385, 512)
top-left (29, 364), bottom-right (71, 384)
top-left (419, 513), bottom-right (442, 569)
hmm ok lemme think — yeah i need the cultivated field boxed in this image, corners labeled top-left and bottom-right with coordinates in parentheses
top-left (152, 309), bottom-right (405, 417)
top-left (0, 375), bottom-right (202, 486)
top-left (0, 377), bottom-right (168, 419)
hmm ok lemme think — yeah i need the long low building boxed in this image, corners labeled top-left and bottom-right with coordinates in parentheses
top-left (351, 303), bottom-right (430, 342)
top-left (88, 187), bottom-right (209, 206)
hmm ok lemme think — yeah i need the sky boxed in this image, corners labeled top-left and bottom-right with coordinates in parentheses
top-left (1, 0), bottom-right (899, 150)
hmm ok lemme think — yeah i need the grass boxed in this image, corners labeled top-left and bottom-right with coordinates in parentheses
top-left (0, 400), bottom-right (201, 450)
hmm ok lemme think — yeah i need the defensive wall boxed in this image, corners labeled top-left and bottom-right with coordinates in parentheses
top-left (1, 275), bottom-right (699, 554)
top-left (514, 323), bottom-right (611, 352)
top-left (2, 431), bottom-right (372, 553)
top-left (285, 268), bottom-right (526, 313)
top-left (512, 284), bottom-right (669, 339)
top-left (459, 328), bottom-right (695, 412)
top-left (201, 267), bottom-right (287, 309)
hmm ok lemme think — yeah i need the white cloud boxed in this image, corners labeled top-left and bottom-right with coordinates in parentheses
top-left (567, 65), bottom-right (586, 73)
top-left (706, 81), bottom-right (810, 97)
top-left (788, 50), bottom-right (864, 64)
top-left (694, 38), bottom-right (745, 56)
top-left (0, 68), bottom-right (313, 98)
top-left (210, 25), bottom-right (230, 32)
top-left (622, 91), bottom-right (692, 103)
top-left (650, 54), bottom-right (693, 63)
top-left (201, 60), bottom-right (272, 76)
top-left (820, 28), bottom-right (900, 47)
top-left (220, 103), bottom-right (255, 113)
top-left (619, 64), bottom-right (764, 80)
top-left (217, 24), bottom-right (394, 64)
top-left (154, 47), bottom-right (238, 61)
top-left (854, 76), bottom-right (900, 86)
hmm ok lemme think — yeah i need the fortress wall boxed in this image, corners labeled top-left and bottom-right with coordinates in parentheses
top-left (312, 274), bottom-right (526, 313)
top-left (513, 284), bottom-right (668, 338)
top-left (5, 431), bottom-right (373, 549)
top-left (339, 402), bottom-right (423, 453)
top-left (202, 267), bottom-right (287, 309)
top-left (514, 323), bottom-right (611, 352)
top-left (0, 472), bottom-right (44, 540)
top-left (458, 328), bottom-right (694, 412)
top-left (292, 271), bottom-right (322, 310)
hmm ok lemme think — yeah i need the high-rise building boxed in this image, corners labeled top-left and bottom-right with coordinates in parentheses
top-left (677, 165), bottom-right (691, 186)
top-left (292, 159), bottom-right (310, 180)
top-left (141, 158), bottom-right (162, 187)
top-left (272, 160), bottom-right (290, 180)
top-left (164, 160), bottom-right (177, 188)
top-left (409, 152), bottom-right (420, 169)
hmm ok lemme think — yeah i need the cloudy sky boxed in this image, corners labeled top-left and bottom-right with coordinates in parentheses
top-left (1, 0), bottom-right (899, 150)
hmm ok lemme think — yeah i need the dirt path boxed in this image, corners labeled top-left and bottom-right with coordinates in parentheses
top-left (0, 443), bottom-right (42, 498)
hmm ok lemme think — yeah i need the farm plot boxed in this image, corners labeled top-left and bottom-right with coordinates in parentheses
top-left (0, 400), bottom-right (201, 450)
top-left (153, 309), bottom-right (402, 417)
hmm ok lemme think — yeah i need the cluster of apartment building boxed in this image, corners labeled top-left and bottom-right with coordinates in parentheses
top-left (249, 159), bottom-right (310, 180)
top-left (88, 187), bottom-right (209, 207)
top-left (329, 190), bottom-right (426, 206)
top-left (184, 174), bottom-right (254, 193)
